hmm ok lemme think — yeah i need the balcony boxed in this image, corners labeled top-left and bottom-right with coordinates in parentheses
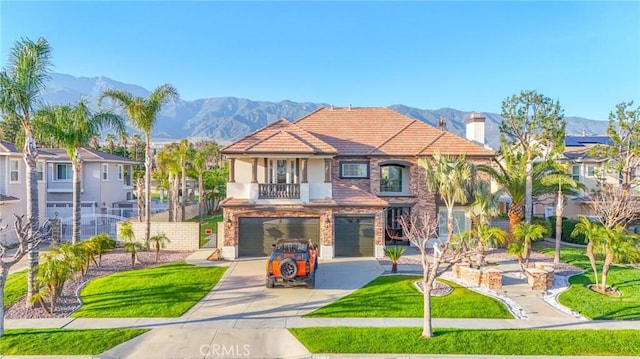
top-left (258, 183), bottom-right (300, 199)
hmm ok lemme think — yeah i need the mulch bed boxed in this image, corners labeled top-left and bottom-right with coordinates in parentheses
top-left (6, 249), bottom-right (193, 319)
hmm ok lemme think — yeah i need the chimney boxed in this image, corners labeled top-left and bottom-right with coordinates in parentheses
top-left (465, 112), bottom-right (486, 145)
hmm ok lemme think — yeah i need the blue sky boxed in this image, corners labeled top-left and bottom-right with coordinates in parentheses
top-left (1, 1), bottom-right (639, 120)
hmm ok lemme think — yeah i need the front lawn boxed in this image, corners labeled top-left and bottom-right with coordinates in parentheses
top-left (0, 328), bottom-right (147, 355)
top-left (538, 246), bottom-right (640, 320)
top-left (305, 275), bottom-right (512, 319)
top-left (4, 269), bottom-right (27, 309)
top-left (290, 327), bottom-right (640, 356)
top-left (73, 262), bottom-right (226, 317)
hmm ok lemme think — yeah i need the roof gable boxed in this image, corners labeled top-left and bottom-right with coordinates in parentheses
top-left (222, 119), bottom-right (337, 155)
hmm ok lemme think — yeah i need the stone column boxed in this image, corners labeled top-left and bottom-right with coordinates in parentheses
top-left (324, 158), bottom-right (331, 183)
top-left (228, 158), bottom-right (235, 183)
top-left (301, 158), bottom-right (308, 183)
top-left (251, 158), bottom-right (258, 183)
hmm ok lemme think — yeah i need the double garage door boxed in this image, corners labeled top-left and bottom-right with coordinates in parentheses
top-left (237, 216), bottom-right (375, 257)
top-left (238, 217), bottom-right (319, 257)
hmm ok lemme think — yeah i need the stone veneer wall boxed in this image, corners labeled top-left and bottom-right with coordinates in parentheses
top-left (453, 264), bottom-right (503, 290)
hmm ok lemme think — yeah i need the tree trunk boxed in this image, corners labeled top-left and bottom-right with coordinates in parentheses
top-left (507, 203), bottom-right (523, 239)
top-left (144, 136), bottom-right (152, 245)
top-left (524, 239), bottom-right (531, 268)
top-left (391, 262), bottom-right (397, 273)
top-left (421, 276), bottom-right (433, 338)
top-left (601, 248), bottom-right (614, 292)
top-left (136, 177), bottom-right (144, 222)
top-left (168, 173), bottom-right (174, 222)
top-left (131, 252), bottom-right (136, 269)
top-left (554, 190), bottom-right (563, 264)
top-left (155, 244), bottom-right (160, 263)
top-left (181, 158), bottom-right (186, 221)
top-left (173, 175), bottom-right (180, 222)
top-left (524, 156), bottom-right (533, 224)
top-left (198, 174), bottom-right (204, 221)
top-left (1, 269), bottom-right (7, 336)
top-left (24, 129), bottom-right (39, 308)
top-left (586, 241), bottom-right (599, 288)
top-left (72, 157), bottom-right (82, 244)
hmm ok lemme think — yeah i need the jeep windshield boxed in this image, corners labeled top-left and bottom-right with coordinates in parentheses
top-left (274, 242), bottom-right (308, 253)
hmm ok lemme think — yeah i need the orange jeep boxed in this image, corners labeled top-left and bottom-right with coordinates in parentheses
top-left (266, 239), bottom-right (318, 288)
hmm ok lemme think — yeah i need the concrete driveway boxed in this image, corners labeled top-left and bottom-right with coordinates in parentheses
top-left (101, 257), bottom-right (383, 359)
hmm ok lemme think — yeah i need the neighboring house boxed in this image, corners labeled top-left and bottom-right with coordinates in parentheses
top-left (0, 141), bottom-right (49, 244)
top-left (220, 107), bottom-right (494, 259)
top-left (42, 148), bottom-right (138, 220)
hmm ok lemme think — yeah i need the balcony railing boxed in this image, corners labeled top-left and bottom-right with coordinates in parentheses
top-left (258, 183), bottom-right (300, 199)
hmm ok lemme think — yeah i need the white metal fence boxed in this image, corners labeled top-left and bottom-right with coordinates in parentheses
top-left (59, 213), bottom-right (126, 241)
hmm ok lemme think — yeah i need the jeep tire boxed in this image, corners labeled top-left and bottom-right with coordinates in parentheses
top-left (279, 258), bottom-right (298, 280)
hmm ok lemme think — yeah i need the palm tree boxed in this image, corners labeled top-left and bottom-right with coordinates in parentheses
top-left (192, 141), bottom-right (220, 220)
top-left (383, 246), bottom-right (405, 273)
top-left (119, 221), bottom-right (143, 268)
top-left (130, 134), bottom-right (142, 161)
top-left (156, 144), bottom-right (181, 222)
top-left (35, 101), bottom-right (124, 244)
top-left (89, 135), bottom-right (99, 149)
top-left (177, 139), bottom-right (193, 221)
top-left (33, 253), bottom-right (74, 314)
top-left (420, 151), bottom-right (474, 241)
top-left (148, 234), bottom-right (170, 263)
top-left (104, 133), bottom-right (116, 153)
top-left (600, 226), bottom-right (640, 292)
top-left (571, 216), bottom-right (604, 289)
top-left (100, 85), bottom-right (179, 244)
top-left (119, 130), bottom-right (129, 157)
top-left (541, 166), bottom-right (585, 264)
top-left (0, 37), bottom-right (52, 306)
top-left (513, 222), bottom-right (547, 269)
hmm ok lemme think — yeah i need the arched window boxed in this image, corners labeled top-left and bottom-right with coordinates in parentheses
top-left (380, 164), bottom-right (403, 192)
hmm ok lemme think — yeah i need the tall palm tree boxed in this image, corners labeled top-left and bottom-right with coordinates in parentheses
top-left (100, 85), bottom-right (179, 243)
top-left (156, 143), bottom-right (181, 222)
top-left (119, 130), bottom-right (129, 157)
top-left (130, 134), bottom-right (142, 161)
top-left (178, 139), bottom-right (193, 221)
top-left (0, 37), bottom-right (52, 306)
top-left (420, 151), bottom-right (475, 241)
top-left (35, 100), bottom-right (124, 244)
top-left (541, 166), bottom-right (585, 264)
top-left (104, 133), bottom-right (115, 153)
top-left (193, 140), bottom-right (220, 220)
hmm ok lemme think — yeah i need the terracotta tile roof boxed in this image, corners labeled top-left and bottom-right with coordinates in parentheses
top-left (294, 107), bottom-right (494, 157)
top-left (332, 179), bottom-right (388, 207)
top-left (222, 119), bottom-right (338, 155)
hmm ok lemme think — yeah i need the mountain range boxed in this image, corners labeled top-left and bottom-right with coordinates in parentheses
top-left (42, 73), bottom-right (609, 150)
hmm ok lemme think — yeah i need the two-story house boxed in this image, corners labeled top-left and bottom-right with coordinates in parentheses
top-left (220, 107), bottom-right (494, 259)
top-left (43, 148), bottom-right (137, 220)
top-left (0, 141), bottom-right (49, 244)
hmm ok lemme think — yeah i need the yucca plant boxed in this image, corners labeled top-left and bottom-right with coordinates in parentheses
top-left (384, 246), bottom-right (406, 273)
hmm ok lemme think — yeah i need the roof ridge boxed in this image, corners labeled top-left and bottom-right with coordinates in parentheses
top-left (367, 118), bottom-right (418, 155)
top-left (292, 107), bottom-right (327, 124)
top-left (418, 130), bottom-right (447, 155)
top-left (221, 118), bottom-right (291, 152)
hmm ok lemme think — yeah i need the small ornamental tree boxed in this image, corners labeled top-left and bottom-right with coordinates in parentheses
top-left (0, 215), bottom-right (50, 335)
top-left (399, 211), bottom-right (473, 338)
top-left (148, 233), bottom-right (170, 263)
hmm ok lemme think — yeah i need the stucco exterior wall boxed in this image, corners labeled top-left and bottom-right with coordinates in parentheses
top-left (116, 221), bottom-right (199, 250)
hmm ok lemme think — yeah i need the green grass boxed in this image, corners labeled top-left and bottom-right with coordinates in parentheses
top-left (305, 275), bottom-right (512, 319)
top-left (290, 327), bottom-right (640, 356)
top-left (0, 328), bottom-right (147, 355)
top-left (189, 214), bottom-right (223, 247)
top-left (537, 246), bottom-right (640, 320)
top-left (4, 269), bottom-right (27, 309)
top-left (73, 262), bottom-right (226, 317)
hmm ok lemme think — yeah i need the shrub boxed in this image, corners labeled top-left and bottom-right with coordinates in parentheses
top-left (562, 218), bottom-right (587, 245)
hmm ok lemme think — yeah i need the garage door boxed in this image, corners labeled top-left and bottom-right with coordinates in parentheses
top-left (334, 216), bottom-right (375, 257)
top-left (238, 217), bottom-right (320, 257)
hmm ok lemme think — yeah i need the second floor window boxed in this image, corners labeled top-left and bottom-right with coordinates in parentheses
top-left (37, 161), bottom-right (44, 181)
top-left (55, 164), bottom-right (72, 181)
top-left (586, 165), bottom-right (597, 178)
top-left (380, 165), bottom-right (403, 192)
top-left (571, 164), bottom-right (580, 182)
top-left (10, 159), bottom-right (19, 182)
top-left (102, 164), bottom-right (108, 181)
top-left (117, 165), bottom-right (123, 181)
top-left (340, 162), bottom-right (368, 179)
